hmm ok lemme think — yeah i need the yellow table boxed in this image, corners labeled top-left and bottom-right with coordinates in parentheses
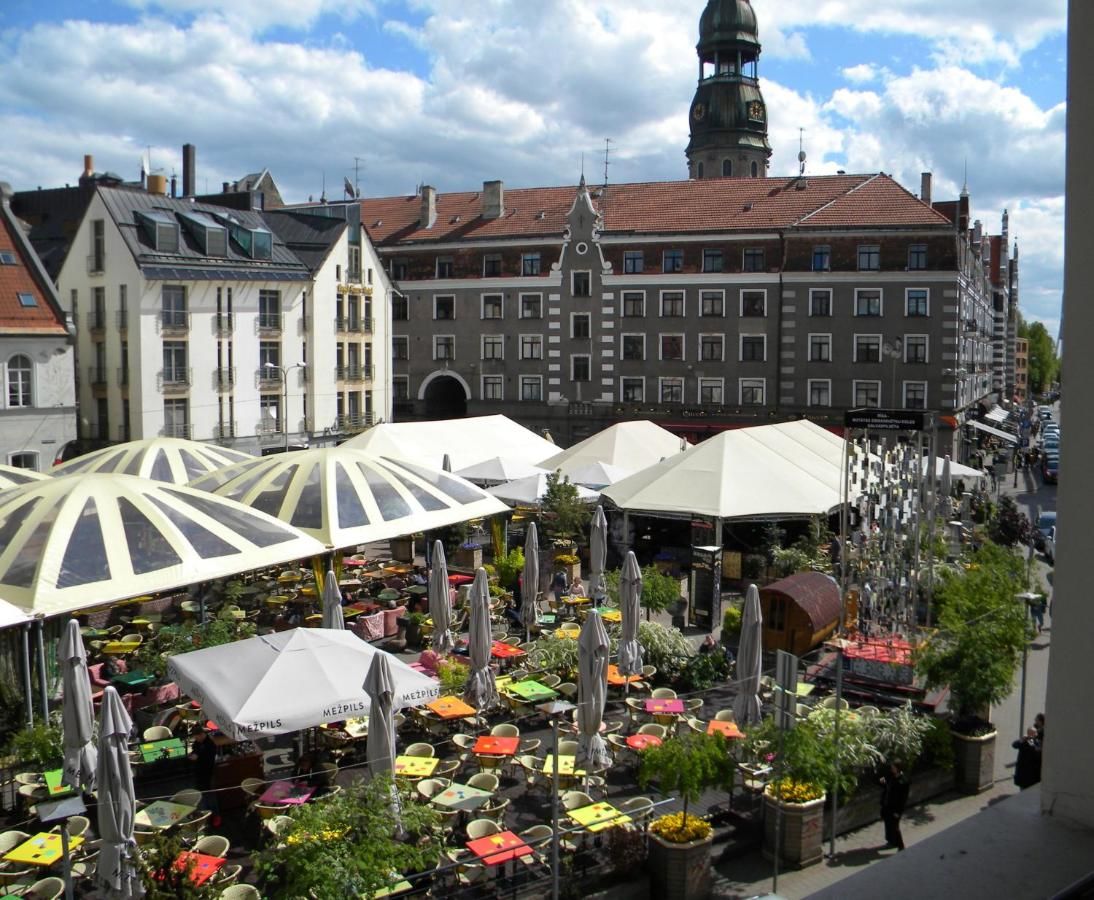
top-left (553, 628), bottom-right (580, 640)
top-left (568, 802), bottom-right (631, 833)
top-left (135, 800), bottom-right (196, 830)
top-left (394, 756), bottom-right (438, 778)
top-left (4, 833), bottom-right (84, 867)
top-left (102, 641), bottom-right (139, 655)
top-left (541, 755), bottom-right (586, 777)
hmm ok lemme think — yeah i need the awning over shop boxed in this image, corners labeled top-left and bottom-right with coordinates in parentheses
top-left (967, 420), bottom-right (1019, 443)
top-left (984, 406), bottom-right (1010, 423)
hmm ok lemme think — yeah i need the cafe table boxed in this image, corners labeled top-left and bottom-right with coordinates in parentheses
top-left (101, 640), bottom-right (139, 656)
top-left (260, 780), bottom-right (315, 806)
top-left (505, 680), bottom-right (558, 703)
top-left (173, 851), bottom-right (225, 885)
top-left (428, 696), bottom-right (477, 720)
top-left (626, 734), bottom-right (662, 751)
top-left (42, 769), bottom-right (76, 798)
top-left (568, 801), bottom-right (631, 833)
top-left (537, 613), bottom-right (557, 626)
top-left (490, 641), bottom-right (526, 660)
top-left (590, 606), bottom-right (622, 623)
top-left (644, 698), bottom-right (684, 715)
top-left (111, 670), bottom-right (155, 692)
top-left (4, 833), bottom-right (84, 867)
top-left (136, 800), bottom-right (196, 830)
top-left (541, 755), bottom-right (586, 777)
top-left (432, 782), bottom-right (493, 811)
top-left (606, 664), bottom-right (642, 687)
top-left (394, 756), bottom-right (439, 778)
top-left (707, 720), bottom-right (745, 739)
top-left (80, 627), bottom-right (111, 640)
top-left (466, 830), bottom-right (533, 866)
top-left (139, 737), bottom-right (188, 763)
top-left (473, 735), bottom-right (519, 757)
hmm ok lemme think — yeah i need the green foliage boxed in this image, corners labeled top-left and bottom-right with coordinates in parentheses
top-left (253, 774), bottom-right (440, 898)
top-left (528, 635), bottom-right (582, 681)
top-left (5, 720), bottom-right (63, 769)
top-left (637, 620), bottom-right (692, 681)
top-left (539, 471), bottom-right (592, 544)
top-left (742, 554), bottom-right (767, 580)
top-left (1018, 318), bottom-right (1060, 393)
top-left (493, 547), bottom-right (525, 590)
top-left (638, 732), bottom-right (735, 823)
top-left (861, 703), bottom-right (933, 768)
top-left (134, 617), bottom-right (256, 679)
top-left (760, 522), bottom-right (787, 564)
top-left (721, 603), bottom-right (742, 639)
top-left (915, 541), bottom-right (1032, 723)
top-left (222, 580), bottom-right (246, 603)
top-left (139, 831), bottom-right (219, 899)
top-left (771, 547), bottom-right (817, 577)
top-left (679, 652), bottom-right (731, 692)
top-left (918, 718), bottom-right (955, 771)
top-left (988, 496), bottom-right (1032, 547)
top-left (436, 659), bottom-right (468, 696)
top-left (602, 565), bottom-right (682, 619)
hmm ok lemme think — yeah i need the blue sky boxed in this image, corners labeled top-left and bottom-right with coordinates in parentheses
top-left (0, 0), bottom-right (1067, 333)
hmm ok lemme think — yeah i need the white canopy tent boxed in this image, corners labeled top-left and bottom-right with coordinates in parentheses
top-left (924, 456), bottom-right (986, 481)
top-left (51, 437), bottom-right (252, 485)
top-left (487, 473), bottom-right (600, 506)
top-left (168, 628), bottom-right (439, 741)
top-left (454, 456), bottom-right (549, 486)
top-left (538, 420), bottom-right (689, 477)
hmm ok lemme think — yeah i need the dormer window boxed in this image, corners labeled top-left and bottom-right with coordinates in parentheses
top-left (209, 212), bottom-right (272, 260)
top-left (178, 211), bottom-right (228, 257)
top-left (136, 210), bottom-right (180, 253)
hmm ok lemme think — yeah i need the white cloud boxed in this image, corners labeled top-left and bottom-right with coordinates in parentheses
top-left (841, 63), bottom-right (878, 84)
top-left (119, 0), bottom-right (377, 31)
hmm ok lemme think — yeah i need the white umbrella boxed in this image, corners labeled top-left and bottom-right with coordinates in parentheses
top-left (429, 540), bottom-right (455, 655)
top-left (95, 687), bottom-right (142, 898)
top-left (617, 551), bottom-right (643, 680)
top-left (565, 461), bottom-right (632, 490)
top-left (577, 610), bottom-right (611, 772)
top-left (520, 523), bottom-right (540, 642)
top-left (733, 584), bottom-right (764, 726)
top-left (321, 564), bottom-right (345, 630)
top-left (59, 619), bottom-right (96, 792)
top-left (364, 653), bottom-right (397, 779)
top-left (487, 473), bottom-right (599, 506)
top-left (52, 436), bottom-right (251, 484)
top-left (588, 506), bottom-right (608, 603)
top-left (455, 456), bottom-right (549, 485)
top-left (463, 567), bottom-right (498, 711)
top-left (941, 455), bottom-right (953, 497)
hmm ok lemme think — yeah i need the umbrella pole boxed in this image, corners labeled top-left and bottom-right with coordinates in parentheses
top-left (36, 620), bottom-right (48, 719)
top-left (551, 713), bottom-right (561, 900)
top-left (60, 826), bottom-right (74, 900)
top-left (21, 622), bottom-right (33, 725)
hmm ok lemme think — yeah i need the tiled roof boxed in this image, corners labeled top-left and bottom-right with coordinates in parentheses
top-left (360, 173), bottom-right (953, 246)
top-left (0, 192), bottom-right (67, 335)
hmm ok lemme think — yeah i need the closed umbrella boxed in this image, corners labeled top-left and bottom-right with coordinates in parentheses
top-left (429, 540), bottom-right (455, 655)
top-left (588, 506), bottom-right (608, 603)
top-left (733, 584), bottom-right (764, 726)
top-left (617, 551), bottom-right (643, 681)
top-left (463, 567), bottom-right (498, 711)
top-left (577, 610), bottom-right (611, 772)
top-left (59, 619), bottom-right (96, 792)
top-left (520, 522), bottom-right (540, 642)
top-left (941, 455), bottom-right (953, 497)
top-left (95, 687), bottom-right (141, 898)
top-left (321, 564), bottom-right (345, 630)
top-left (363, 653), bottom-right (401, 825)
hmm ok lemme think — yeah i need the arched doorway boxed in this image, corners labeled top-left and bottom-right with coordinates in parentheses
top-left (423, 374), bottom-right (468, 419)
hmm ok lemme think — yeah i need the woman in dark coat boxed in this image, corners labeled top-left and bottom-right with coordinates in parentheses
top-left (1012, 728), bottom-right (1043, 788)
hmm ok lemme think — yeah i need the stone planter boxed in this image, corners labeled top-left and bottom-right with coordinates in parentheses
top-left (953, 730), bottom-right (997, 794)
top-left (823, 766), bottom-right (956, 838)
top-left (646, 831), bottom-right (713, 900)
top-left (762, 790), bottom-right (826, 868)
top-left (454, 547), bottom-right (483, 570)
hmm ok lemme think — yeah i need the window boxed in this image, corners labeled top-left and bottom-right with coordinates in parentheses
top-left (697, 162), bottom-right (704, 179)
top-left (259, 341), bottom-right (281, 374)
top-left (572, 313), bottom-right (591, 339)
top-left (520, 294), bottom-right (542, 319)
top-left (392, 258), bottom-right (408, 279)
top-left (433, 335), bottom-right (455, 360)
top-left (855, 289), bottom-right (882, 317)
top-left (809, 289), bottom-right (832, 317)
top-left (8, 452), bottom-right (37, 470)
top-left (740, 334), bottom-right (766, 362)
top-left (623, 251), bottom-right (644, 274)
top-left (6, 355), bottom-right (32, 408)
top-left (163, 399), bottom-right (190, 438)
top-left (258, 289), bottom-right (281, 330)
top-left (857, 244), bottom-right (881, 271)
top-left (699, 378), bottom-right (723, 404)
top-left (660, 291), bottom-right (684, 317)
top-left (702, 248), bottom-right (724, 273)
top-left (162, 341), bottom-right (188, 384)
top-left (904, 381), bottom-right (927, 409)
top-left (0, 250), bottom-right (16, 265)
top-left (743, 247), bottom-right (765, 272)
top-left (905, 289), bottom-right (929, 317)
top-left (751, 161), bottom-right (759, 177)
top-left (905, 335), bottom-right (928, 364)
top-left (620, 377), bottom-right (644, 402)
top-left (722, 159), bottom-right (732, 177)
top-left (17, 292), bottom-right (36, 308)
top-left (621, 335), bottom-right (644, 360)
top-left (808, 379), bottom-right (831, 407)
top-left (660, 378), bottom-right (684, 403)
top-left (572, 355), bottom-right (591, 382)
top-left (482, 376), bottom-right (503, 400)
top-left (740, 290), bottom-right (766, 317)
top-left (812, 245), bottom-right (831, 271)
top-left (436, 257), bottom-right (453, 278)
top-left (572, 271), bottom-right (591, 297)
top-left (90, 218), bottom-right (105, 271)
top-left (520, 376), bottom-right (542, 401)
top-left (161, 285), bottom-right (187, 328)
top-left (521, 253), bottom-right (541, 276)
top-left (520, 334), bottom-right (543, 360)
top-left (434, 295), bottom-right (455, 320)
top-left (662, 249), bottom-right (684, 273)
top-left (482, 295), bottom-right (503, 319)
top-left (481, 335), bottom-right (504, 360)
top-left (854, 334), bottom-right (882, 363)
top-left (392, 296), bottom-right (409, 320)
top-left (700, 291), bottom-right (724, 317)
top-left (809, 333), bottom-right (832, 362)
top-left (739, 378), bottom-right (765, 405)
top-left (392, 336), bottom-right (409, 360)
top-left (908, 244), bottom-right (927, 270)
top-left (483, 254), bottom-right (502, 277)
top-left (700, 334), bottom-right (724, 361)
top-left (660, 335), bottom-right (684, 361)
top-left (622, 292), bottom-right (644, 317)
top-left (854, 380), bottom-right (881, 407)
top-left (393, 377), bottom-right (409, 401)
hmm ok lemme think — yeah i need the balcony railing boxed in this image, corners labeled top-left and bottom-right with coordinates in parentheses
top-left (88, 366), bottom-right (108, 388)
top-left (161, 423), bottom-right (192, 439)
top-left (256, 421), bottom-right (282, 436)
top-left (335, 413), bottom-right (373, 433)
top-left (215, 367), bottom-right (236, 391)
top-left (256, 368), bottom-right (283, 388)
top-left (87, 254), bottom-right (104, 275)
top-left (117, 367), bottom-right (129, 387)
top-left (214, 314), bottom-right (234, 336)
top-left (160, 311), bottom-right (190, 333)
top-left (88, 311), bottom-right (107, 332)
top-left (213, 422), bottom-right (237, 441)
top-left (336, 366), bottom-right (372, 383)
top-left (257, 313), bottom-right (283, 333)
top-left (158, 367), bottom-right (192, 391)
top-left (116, 309), bottom-right (128, 330)
top-left (335, 317), bottom-right (348, 333)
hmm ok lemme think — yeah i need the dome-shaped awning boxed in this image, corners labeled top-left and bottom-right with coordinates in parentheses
top-left (50, 438), bottom-right (253, 485)
top-left (0, 465), bottom-right (48, 490)
top-left (699, 0), bottom-right (759, 47)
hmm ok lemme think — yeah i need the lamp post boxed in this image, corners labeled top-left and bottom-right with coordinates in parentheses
top-left (264, 361), bottom-right (307, 453)
top-left (538, 699), bottom-right (575, 900)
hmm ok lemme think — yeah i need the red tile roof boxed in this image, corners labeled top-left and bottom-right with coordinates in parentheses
top-left (0, 204), bottom-right (67, 334)
top-left (360, 173), bottom-right (953, 246)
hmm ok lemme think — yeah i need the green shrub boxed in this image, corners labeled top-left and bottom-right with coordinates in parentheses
top-left (5, 721), bottom-right (63, 769)
top-left (679, 652), bottom-right (730, 692)
top-left (918, 717), bottom-right (955, 771)
top-left (863, 702), bottom-right (933, 767)
top-left (637, 620), bottom-right (692, 681)
top-left (721, 603), bottom-right (742, 640)
top-left (742, 554), bottom-right (767, 580)
top-left (493, 548), bottom-right (525, 590)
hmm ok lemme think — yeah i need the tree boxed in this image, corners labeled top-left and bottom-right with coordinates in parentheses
top-left (603, 564), bottom-right (682, 620)
top-left (988, 496), bottom-right (1032, 547)
top-left (538, 470), bottom-right (592, 545)
top-left (1018, 317), bottom-right (1060, 394)
top-left (638, 732), bottom-right (735, 834)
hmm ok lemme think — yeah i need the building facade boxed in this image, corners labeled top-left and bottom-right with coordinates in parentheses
top-left (1014, 337), bottom-right (1029, 403)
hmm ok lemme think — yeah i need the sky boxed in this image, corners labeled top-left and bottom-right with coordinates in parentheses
top-left (0, 0), bottom-right (1067, 334)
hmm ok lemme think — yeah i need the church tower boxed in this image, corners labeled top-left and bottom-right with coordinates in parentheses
top-left (686, 0), bottom-right (773, 179)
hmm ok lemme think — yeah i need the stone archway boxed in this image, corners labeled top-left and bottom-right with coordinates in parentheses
top-left (421, 373), bottom-right (468, 420)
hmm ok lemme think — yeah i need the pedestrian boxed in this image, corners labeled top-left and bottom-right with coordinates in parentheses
top-left (1034, 712), bottom-right (1045, 743)
top-left (1031, 595), bottom-right (1046, 633)
top-left (879, 760), bottom-right (910, 851)
top-left (550, 568), bottom-right (569, 604)
top-left (1011, 727), bottom-right (1042, 789)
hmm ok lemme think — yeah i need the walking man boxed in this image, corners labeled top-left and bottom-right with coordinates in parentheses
top-left (880, 760), bottom-right (910, 851)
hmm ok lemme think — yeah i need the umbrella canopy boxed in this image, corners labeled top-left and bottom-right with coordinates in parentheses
top-left (455, 456), bottom-right (549, 485)
top-left (577, 610), bottom-right (611, 771)
top-left (539, 420), bottom-right (689, 472)
top-left (167, 628), bottom-right (438, 741)
top-left (564, 461), bottom-right (633, 490)
top-left (588, 506), bottom-right (608, 603)
top-left (188, 446), bottom-right (506, 550)
top-left (733, 584), bottom-right (764, 726)
top-left (429, 540), bottom-right (455, 655)
top-left (922, 456), bottom-right (985, 481)
top-left (52, 437), bottom-right (252, 485)
top-left (321, 564), bottom-right (345, 630)
top-left (487, 472), bottom-right (599, 506)
top-left (364, 653), bottom-right (397, 778)
top-left (0, 473), bottom-right (326, 619)
top-left (0, 464), bottom-right (48, 491)
top-left (617, 551), bottom-right (643, 676)
top-left (520, 522), bottom-right (540, 635)
top-left (95, 687), bottom-right (141, 898)
top-left (59, 619), bottom-right (96, 792)
top-left (941, 455), bottom-right (953, 496)
top-left (463, 568), bottom-right (498, 711)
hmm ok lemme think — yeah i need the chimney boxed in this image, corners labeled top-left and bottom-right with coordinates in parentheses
top-left (920, 172), bottom-right (932, 205)
top-left (170, 174), bottom-right (177, 198)
top-left (973, 218), bottom-right (982, 247)
top-left (83, 155), bottom-right (94, 178)
top-left (222, 181), bottom-right (230, 193)
top-left (420, 185), bottom-right (437, 229)
top-left (147, 173), bottom-right (167, 195)
top-left (482, 180), bottom-right (504, 220)
top-left (182, 143), bottom-right (196, 197)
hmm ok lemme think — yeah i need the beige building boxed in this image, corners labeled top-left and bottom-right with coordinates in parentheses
top-left (1014, 336), bottom-right (1029, 402)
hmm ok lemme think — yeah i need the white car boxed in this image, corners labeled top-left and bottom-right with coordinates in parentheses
top-left (1044, 526), bottom-right (1057, 564)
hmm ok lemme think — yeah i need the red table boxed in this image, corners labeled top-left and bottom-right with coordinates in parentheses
top-left (259, 779), bottom-right (315, 805)
top-left (473, 735), bottom-right (519, 756)
top-left (626, 733), bottom-right (663, 751)
top-left (707, 720), bottom-right (745, 739)
top-left (490, 641), bottom-right (526, 659)
top-left (173, 852), bottom-right (225, 886)
top-left (466, 830), bottom-right (533, 865)
top-left (448, 574), bottom-right (474, 586)
top-left (645, 698), bottom-right (684, 714)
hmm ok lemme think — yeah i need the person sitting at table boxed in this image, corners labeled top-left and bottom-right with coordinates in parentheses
top-left (410, 567), bottom-right (428, 587)
top-left (504, 594), bottom-right (524, 631)
top-left (569, 576), bottom-right (586, 599)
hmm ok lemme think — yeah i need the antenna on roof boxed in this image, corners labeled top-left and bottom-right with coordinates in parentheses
top-left (580, 152), bottom-right (585, 183)
top-left (961, 158), bottom-right (969, 197)
top-left (320, 171), bottom-right (327, 204)
top-left (353, 156), bottom-right (364, 199)
top-left (603, 138), bottom-right (613, 188)
top-left (798, 128), bottom-right (807, 176)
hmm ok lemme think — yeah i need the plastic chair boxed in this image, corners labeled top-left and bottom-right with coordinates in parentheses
top-left (467, 772), bottom-right (499, 794)
top-left (0, 831), bottom-right (30, 854)
top-left (432, 759), bottom-right (460, 780)
top-left (556, 682), bottom-right (578, 701)
top-left (684, 716), bottom-right (706, 734)
top-left (143, 725), bottom-right (173, 742)
top-left (558, 739), bottom-right (579, 756)
top-left (265, 815), bottom-right (294, 842)
top-left (212, 864), bottom-right (242, 886)
top-left (490, 723), bottom-right (520, 738)
top-left (651, 687), bottom-right (677, 700)
top-left (685, 698), bottom-right (704, 714)
top-left (714, 709), bottom-right (736, 722)
top-left (515, 755), bottom-right (542, 788)
top-left (641, 665), bottom-right (658, 680)
top-left (176, 810), bottom-right (212, 843)
top-left (562, 790), bottom-right (594, 812)
top-left (253, 802), bottom-right (289, 820)
top-left (821, 695), bottom-right (850, 711)
top-left (405, 742), bottom-right (435, 759)
top-left (60, 816), bottom-right (90, 839)
top-left (416, 778), bottom-right (450, 802)
top-left (193, 834), bottom-right (230, 858)
top-left (466, 818), bottom-right (500, 841)
top-left (540, 674), bottom-right (562, 688)
top-left (519, 823), bottom-right (554, 848)
top-left (481, 796), bottom-right (510, 826)
top-left (20, 877), bottom-right (65, 900)
top-left (619, 795), bottom-right (655, 828)
top-left (240, 777), bottom-right (265, 799)
top-left (171, 788), bottom-right (203, 808)
top-left (638, 723), bottom-right (667, 739)
top-left (219, 886), bottom-right (261, 900)
top-left (518, 738), bottom-right (541, 754)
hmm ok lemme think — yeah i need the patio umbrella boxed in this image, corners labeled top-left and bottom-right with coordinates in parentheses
top-left (0, 464), bottom-right (47, 490)
top-left (520, 522), bottom-right (540, 642)
top-left (463, 567), bottom-right (498, 711)
top-left (188, 446), bottom-right (507, 551)
top-left (588, 505), bottom-right (608, 603)
top-left (577, 610), bottom-right (611, 772)
top-left (321, 563), bottom-right (345, 630)
top-left (95, 687), bottom-right (141, 898)
top-left (429, 540), bottom-right (455, 655)
top-left (733, 584), bottom-right (764, 726)
top-left (59, 619), bottom-right (96, 792)
top-left (455, 456), bottom-right (549, 486)
top-left (941, 455), bottom-right (953, 497)
top-left (486, 473), bottom-right (599, 506)
top-left (52, 436), bottom-right (252, 484)
top-left (364, 652), bottom-right (397, 778)
top-left (617, 551), bottom-right (643, 681)
top-left (565, 461), bottom-right (632, 490)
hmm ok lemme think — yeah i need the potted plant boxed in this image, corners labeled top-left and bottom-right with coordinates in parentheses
top-left (404, 612), bottom-right (428, 650)
top-left (553, 551), bottom-right (581, 583)
top-left (639, 732), bottom-right (735, 900)
top-left (454, 540), bottom-right (483, 570)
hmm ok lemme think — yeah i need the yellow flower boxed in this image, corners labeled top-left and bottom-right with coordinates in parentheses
top-left (766, 778), bottom-right (824, 803)
top-left (649, 812), bottom-right (712, 843)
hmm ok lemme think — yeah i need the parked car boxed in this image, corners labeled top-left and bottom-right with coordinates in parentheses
top-left (1034, 510), bottom-right (1058, 550)
top-left (1042, 455), bottom-right (1059, 484)
top-left (1044, 526), bottom-right (1057, 564)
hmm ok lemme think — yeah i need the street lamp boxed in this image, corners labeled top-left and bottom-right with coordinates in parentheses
top-left (264, 361), bottom-right (307, 453)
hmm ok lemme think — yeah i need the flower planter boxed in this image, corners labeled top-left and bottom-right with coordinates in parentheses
top-left (762, 790), bottom-right (826, 868)
top-left (823, 766), bottom-right (956, 838)
top-left (454, 547), bottom-right (483, 570)
top-left (953, 730), bottom-right (996, 794)
top-left (646, 831), bottom-right (713, 900)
